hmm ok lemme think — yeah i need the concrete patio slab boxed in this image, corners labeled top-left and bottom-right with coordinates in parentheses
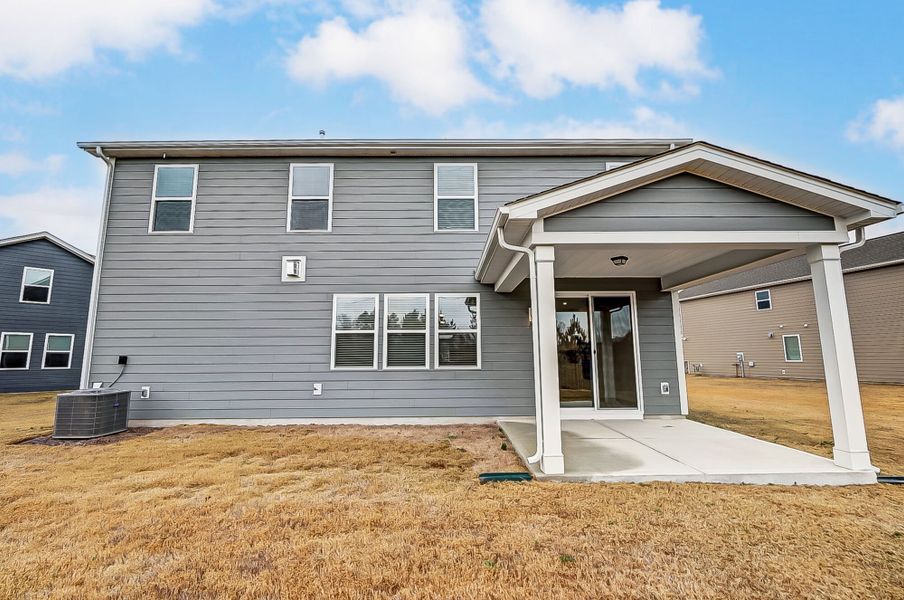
top-left (498, 418), bottom-right (877, 485)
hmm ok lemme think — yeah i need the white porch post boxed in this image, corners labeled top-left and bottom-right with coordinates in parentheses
top-left (671, 291), bottom-right (689, 415)
top-left (535, 245), bottom-right (564, 474)
top-left (806, 244), bottom-right (873, 470)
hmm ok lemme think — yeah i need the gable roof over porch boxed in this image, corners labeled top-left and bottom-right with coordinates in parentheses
top-left (476, 141), bottom-right (901, 292)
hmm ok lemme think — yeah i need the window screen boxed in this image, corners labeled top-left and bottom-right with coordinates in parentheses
top-left (384, 295), bottom-right (429, 369)
top-left (21, 267), bottom-right (53, 303)
top-left (0, 333), bottom-right (32, 369)
top-left (332, 295), bottom-right (378, 369)
top-left (289, 164), bottom-right (332, 231)
top-left (755, 289), bottom-right (772, 311)
top-left (151, 165), bottom-right (197, 232)
top-left (43, 334), bottom-right (74, 369)
top-left (435, 294), bottom-right (480, 368)
top-left (435, 164), bottom-right (477, 231)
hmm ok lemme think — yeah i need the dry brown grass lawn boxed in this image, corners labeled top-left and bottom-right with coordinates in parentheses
top-left (688, 376), bottom-right (904, 474)
top-left (1, 391), bottom-right (903, 599)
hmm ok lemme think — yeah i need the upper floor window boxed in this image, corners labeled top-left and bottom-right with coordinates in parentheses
top-left (754, 289), bottom-right (772, 311)
top-left (434, 164), bottom-right (478, 232)
top-left (0, 332), bottom-right (32, 370)
top-left (435, 294), bottom-right (481, 368)
top-left (20, 267), bottom-right (53, 304)
top-left (150, 165), bottom-right (198, 233)
top-left (288, 164), bottom-right (333, 232)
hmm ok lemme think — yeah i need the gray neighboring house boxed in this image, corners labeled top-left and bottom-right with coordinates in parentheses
top-left (679, 231), bottom-right (904, 383)
top-left (77, 139), bottom-right (901, 475)
top-left (0, 232), bottom-right (94, 392)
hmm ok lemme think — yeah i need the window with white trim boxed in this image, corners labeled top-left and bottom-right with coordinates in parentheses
top-left (0, 332), bottom-right (33, 370)
top-left (783, 334), bottom-right (803, 362)
top-left (20, 267), bottom-right (53, 304)
top-left (434, 163), bottom-right (478, 231)
top-left (288, 164), bottom-right (333, 232)
top-left (42, 334), bottom-right (74, 369)
top-left (755, 289), bottom-right (772, 311)
top-left (383, 294), bottom-right (429, 369)
top-left (150, 164), bottom-right (198, 232)
top-left (435, 294), bottom-right (480, 368)
top-left (331, 294), bottom-right (379, 369)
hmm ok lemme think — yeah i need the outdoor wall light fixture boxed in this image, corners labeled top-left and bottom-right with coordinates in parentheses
top-left (610, 255), bottom-right (629, 266)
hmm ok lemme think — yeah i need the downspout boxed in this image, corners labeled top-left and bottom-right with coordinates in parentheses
top-left (495, 227), bottom-right (543, 464)
top-left (79, 147), bottom-right (115, 388)
top-left (840, 226), bottom-right (866, 252)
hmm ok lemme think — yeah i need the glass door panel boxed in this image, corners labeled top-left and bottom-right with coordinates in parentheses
top-left (592, 296), bottom-right (639, 410)
top-left (555, 297), bottom-right (593, 408)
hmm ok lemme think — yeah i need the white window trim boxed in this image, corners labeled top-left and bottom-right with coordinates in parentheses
top-left (434, 293), bottom-right (481, 370)
top-left (754, 288), bottom-right (772, 311)
top-left (19, 266), bottom-right (54, 305)
top-left (149, 164), bottom-right (199, 234)
top-left (433, 163), bottom-right (479, 233)
top-left (287, 163), bottom-right (334, 233)
top-left (330, 294), bottom-right (379, 370)
top-left (383, 293), bottom-right (430, 370)
top-left (42, 333), bottom-right (74, 370)
top-left (783, 334), bottom-right (803, 362)
top-left (0, 332), bottom-right (33, 370)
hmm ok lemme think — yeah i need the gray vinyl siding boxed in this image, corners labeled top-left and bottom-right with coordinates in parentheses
top-left (544, 174), bottom-right (836, 232)
top-left (553, 278), bottom-right (681, 415)
top-left (90, 156), bottom-right (651, 420)
top-left (0, 240), bottom-right (93, 392)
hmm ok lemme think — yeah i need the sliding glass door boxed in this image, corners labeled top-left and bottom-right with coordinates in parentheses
top-left (555, 293), bottom-right (641, 413)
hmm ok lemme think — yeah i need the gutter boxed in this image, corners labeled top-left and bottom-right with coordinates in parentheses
top-left (840, 226), bottom-right (866, 252)
top-left (495, 228), bottom-right (543, 464)
top-left (79, 146), bottom-right (115, 389)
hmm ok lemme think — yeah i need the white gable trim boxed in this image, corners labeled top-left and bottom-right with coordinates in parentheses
top-left (0, 231), bottom-right (94, 264)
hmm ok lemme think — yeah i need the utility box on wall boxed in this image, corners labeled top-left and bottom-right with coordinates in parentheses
top-left (53, 388), bottom-right (130, 439)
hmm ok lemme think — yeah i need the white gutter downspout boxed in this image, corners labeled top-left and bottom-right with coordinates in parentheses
top-left (79, 147), bottom-right (115, 388)
top-left (840, 226), bottom-right (866, 252)
top-left (495, 227), bottom-right (543, 464)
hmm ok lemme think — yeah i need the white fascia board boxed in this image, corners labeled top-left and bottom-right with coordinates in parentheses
top-left (529, 229), bottom-right (850, 247)
top-left (474, 208), bottom-right (509, 281)
top-left (506, 144), bottom-right (899, 222)
top-left (0, 231), bottom-right (95, 264)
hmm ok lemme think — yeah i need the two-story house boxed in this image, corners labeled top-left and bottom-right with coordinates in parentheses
top-left (0, 232), bottom-right (94, 392)
top-left (77, 139), bottom-right (900, 476)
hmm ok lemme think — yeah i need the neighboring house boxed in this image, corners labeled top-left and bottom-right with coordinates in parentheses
top-left (0, 232), bottom-right (94, 392)
top-left (679, 231), bottom-right (904, 383)
top-left (77, 139), bottom-right (900, 475)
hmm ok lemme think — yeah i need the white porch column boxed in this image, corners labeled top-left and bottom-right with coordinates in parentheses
top-left (671, 291), bottom-right (689, 415)
top-left (534, 245), bottom-right (564, 474)
top-left (806, 244), bottom-right (873, 470)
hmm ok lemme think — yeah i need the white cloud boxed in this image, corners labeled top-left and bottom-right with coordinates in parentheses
top-left (0, 185), bottom-right (103, 252)
top-left (0, 152), bottom-right (65, 176)
top-left (846, 96), bottom-right (904, 150)
top-left (448, 106), bottom-right (688, 139)
top-left (285, 0), bottom-right (494, 114)
top-left (480, 0), bottom-right (710, 98)
top-left (0, 0), bottom-right (215, 79)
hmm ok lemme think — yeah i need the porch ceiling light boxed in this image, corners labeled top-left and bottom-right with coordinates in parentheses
top-left (610, 255), bottom-right (629, 266)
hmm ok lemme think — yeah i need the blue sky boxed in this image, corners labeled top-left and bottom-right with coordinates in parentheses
top-left (1, 0), bottom-right (903, 251)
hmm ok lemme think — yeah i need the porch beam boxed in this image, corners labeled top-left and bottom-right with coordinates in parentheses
top-left (534, 245), bottom-right (564, 474)
top-left (529, 230), bottom-right (850, 247)
top-left (494, 253), bottom-right (529, 293)
top-left (807, 244), bottom-right (873, 471)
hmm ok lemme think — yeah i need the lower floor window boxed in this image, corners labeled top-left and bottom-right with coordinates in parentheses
top-left (0, 332), bottom-right (33, 369)
top-left (332, 295), bottom-right (379, 369)
top-left (384, 294), bottom-right (429, 369)
top-left (783, 334), bottom-right (803, 362)
top-left (435, 294), bottom-right (481, 368)
top-left (43, 334), bottom-right (74, 369)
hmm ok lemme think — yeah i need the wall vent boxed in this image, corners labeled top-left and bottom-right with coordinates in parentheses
top-left (53, 389), bottom-right (130, 439)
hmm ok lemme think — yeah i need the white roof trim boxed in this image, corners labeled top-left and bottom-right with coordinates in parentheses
top-left (506, 142), bottom-right (899, 221)
top-left (0, 232), bottom-right (95, 264)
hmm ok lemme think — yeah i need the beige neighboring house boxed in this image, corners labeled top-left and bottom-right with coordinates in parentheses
top-left (680, 231), bottom-right (904, 384)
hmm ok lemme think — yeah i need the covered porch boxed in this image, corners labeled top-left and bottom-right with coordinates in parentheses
top-left (476, 142), bottom-right (901, 482)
